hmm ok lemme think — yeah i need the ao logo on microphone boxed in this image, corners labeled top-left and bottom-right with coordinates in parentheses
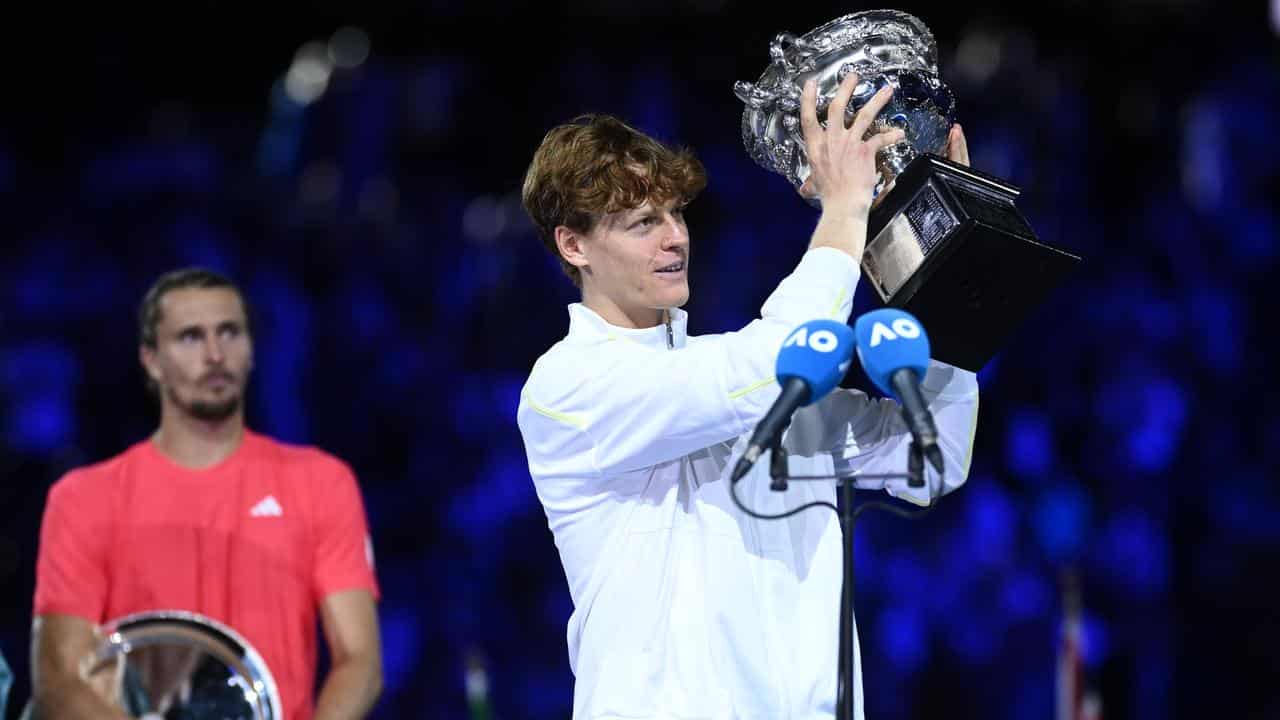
top-left (868, 317), bottom-right (922, 347)
top-left (783, 326), bottom-right (841, 353)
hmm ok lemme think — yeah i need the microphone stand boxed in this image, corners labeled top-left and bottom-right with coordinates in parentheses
top-left (759, 439), bottom-right (928, 720)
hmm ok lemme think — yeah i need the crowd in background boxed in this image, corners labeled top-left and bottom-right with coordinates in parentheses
top-left (1, 4), bottom-right (1277, 718)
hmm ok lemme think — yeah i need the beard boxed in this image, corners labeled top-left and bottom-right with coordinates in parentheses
top-left (167, 383), bottom-right (242, 423)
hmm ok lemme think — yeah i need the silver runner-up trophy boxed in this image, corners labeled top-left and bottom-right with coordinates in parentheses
top-left (21, 611), bottom-right (282, 720)
top-left (735, 9), bottom-right (1082, 372)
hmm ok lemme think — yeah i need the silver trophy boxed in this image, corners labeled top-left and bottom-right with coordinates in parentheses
top-left (735, 9), bottom-right (954, 197)
top-left (736, 9), bottom-right (1081, 372)
top-left (22, 611), bottom-right (282, 720)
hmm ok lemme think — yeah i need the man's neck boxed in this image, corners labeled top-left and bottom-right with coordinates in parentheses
top-left (581, 288), bottom-right (664, 329)
top-left (151, 412), bottom-right (246, 470)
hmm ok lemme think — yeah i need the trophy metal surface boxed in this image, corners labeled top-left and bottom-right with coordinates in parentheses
top-left (23, 610), bottom-right (282, 720)
top-left (735, 9), bottom-right (1082, 372)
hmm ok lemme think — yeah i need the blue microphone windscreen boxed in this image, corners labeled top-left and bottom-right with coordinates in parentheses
top-left (775, 319), bottom-right (856, 406)
top-left (853, 309), bottom-right (931, 398)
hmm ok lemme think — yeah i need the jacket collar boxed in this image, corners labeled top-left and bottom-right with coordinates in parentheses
top-left (566, 303), bottom-right (688, 350)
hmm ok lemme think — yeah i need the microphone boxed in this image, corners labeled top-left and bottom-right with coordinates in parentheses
top-left (730, 319), bottom-right (855, 483)
top-left (853, 309), bottom-right (945, 476)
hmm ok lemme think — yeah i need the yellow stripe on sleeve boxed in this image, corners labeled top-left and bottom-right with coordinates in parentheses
top-left (522, 390), bottom-right (587, 430)
top-left (728, 377), bottom-right (776, 400)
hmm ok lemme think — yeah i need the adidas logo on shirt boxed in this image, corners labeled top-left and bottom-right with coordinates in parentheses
top-left (249, 495), bottom-right (284, 518)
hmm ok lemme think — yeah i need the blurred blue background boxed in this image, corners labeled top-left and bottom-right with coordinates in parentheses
top-left (1, 2), bottom-right (1277, 718)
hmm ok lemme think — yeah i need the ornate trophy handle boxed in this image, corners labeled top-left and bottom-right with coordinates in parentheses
top-left (732, 80), bottom-right (774, 110)
top-left (769, 32), bottom-right (819, 74)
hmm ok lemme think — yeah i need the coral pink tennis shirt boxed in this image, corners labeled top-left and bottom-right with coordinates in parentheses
top-left (33, 429), bottom-right (381, 720)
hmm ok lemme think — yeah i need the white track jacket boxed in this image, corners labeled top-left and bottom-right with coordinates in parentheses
top-left (517, 247), bottom-right (980, 720)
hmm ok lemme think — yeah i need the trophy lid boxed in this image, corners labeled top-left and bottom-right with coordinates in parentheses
top-left (773, 9), bottom-right (939, 77)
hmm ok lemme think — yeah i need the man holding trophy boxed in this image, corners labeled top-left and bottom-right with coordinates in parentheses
top-left (516, 10), bottom-right (999, 719)
top-left (29, 268), bottom-right (384, 719)
top-left (737, 10), bottom-right (1079, 373)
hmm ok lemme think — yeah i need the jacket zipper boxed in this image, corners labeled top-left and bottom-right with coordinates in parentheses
top-left (664, 310), bottom-right (674, 349)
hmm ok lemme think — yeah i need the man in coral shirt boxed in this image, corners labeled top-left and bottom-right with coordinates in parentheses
top-left (30, 268), bottom-right (383, 719)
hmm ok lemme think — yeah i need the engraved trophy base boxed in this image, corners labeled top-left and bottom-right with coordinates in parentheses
top-left (851, 153), bottom-right (1083, 375)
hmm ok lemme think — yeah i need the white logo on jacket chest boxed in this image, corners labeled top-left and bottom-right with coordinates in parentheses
top-left (249, 495), bottom-right (284, 517)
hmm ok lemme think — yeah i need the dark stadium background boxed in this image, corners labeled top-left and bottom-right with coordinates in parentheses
top-left (1, 3), bottom-right (1277, 717)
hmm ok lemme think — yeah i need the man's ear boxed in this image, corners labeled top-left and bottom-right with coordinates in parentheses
top-left (554, 225), bottom-right (591, 272)
top-left (139, 344), bottom-right (163, 384)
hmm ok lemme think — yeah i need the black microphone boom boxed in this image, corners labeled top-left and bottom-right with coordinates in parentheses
top-left (889, 368), bottom-right (945, 476)
top-left (730, 378), bottom-right (811, 483)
